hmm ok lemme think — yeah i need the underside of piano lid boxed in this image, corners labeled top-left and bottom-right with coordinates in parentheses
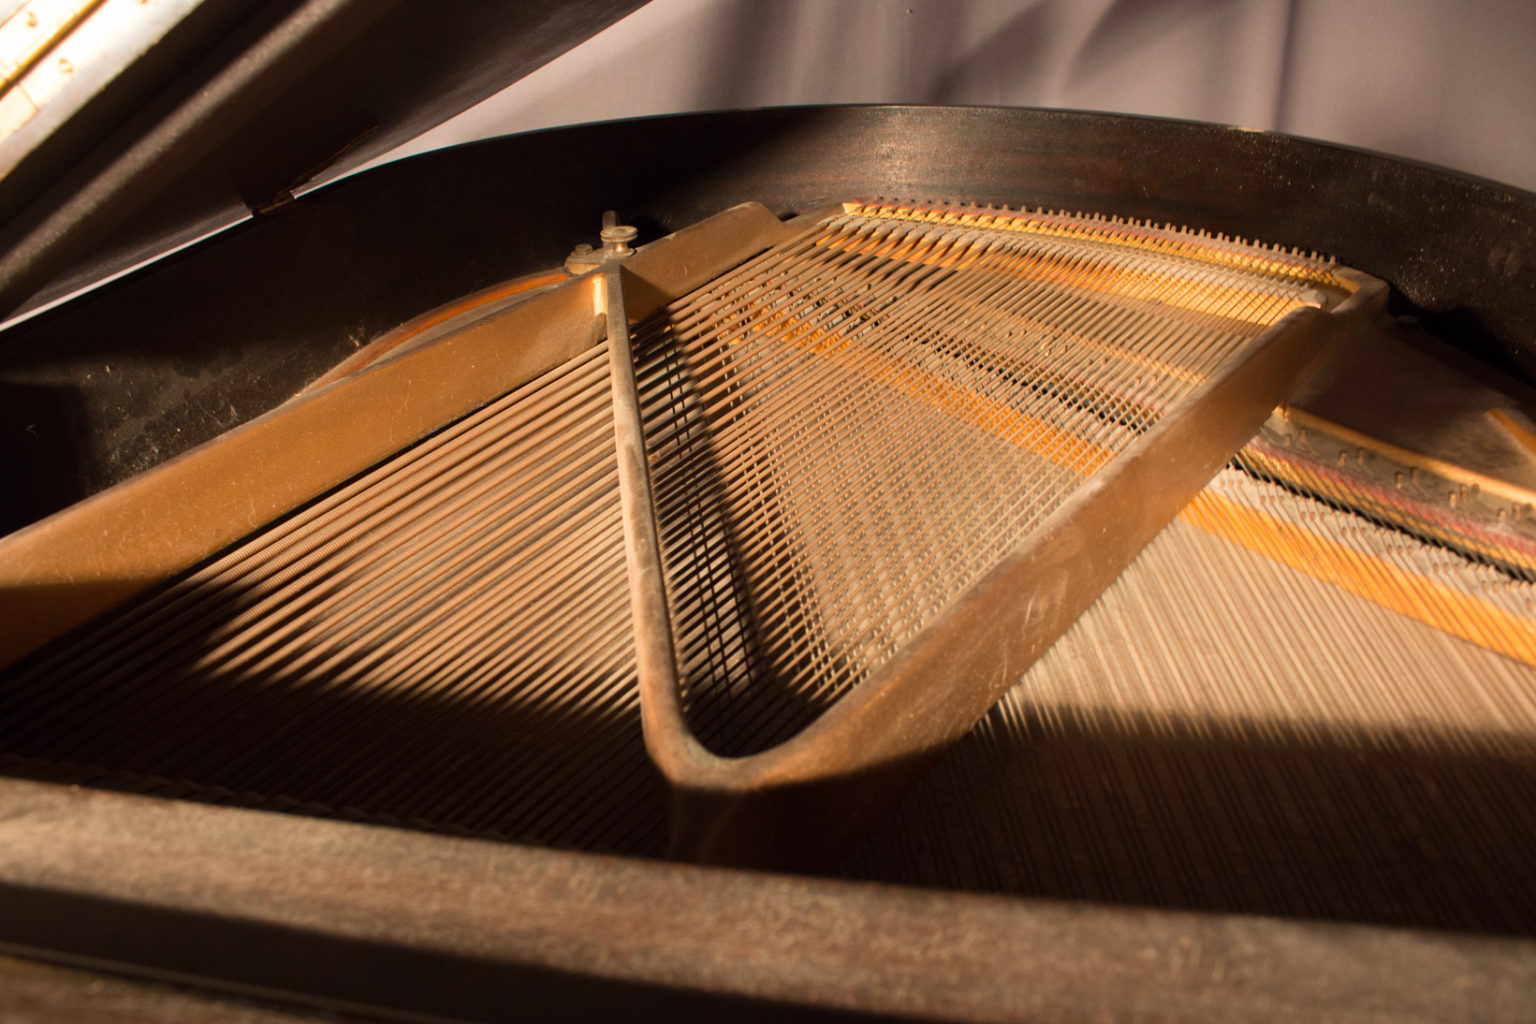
top-left (3, 7), bottom-right (1536, 1017)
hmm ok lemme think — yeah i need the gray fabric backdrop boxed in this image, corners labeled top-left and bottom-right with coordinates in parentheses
top-left (372, 0), bottom-right (1536, 193)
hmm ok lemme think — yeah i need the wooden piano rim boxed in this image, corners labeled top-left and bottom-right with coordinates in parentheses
top-left (0, 775), bottom-right (1532, 1023)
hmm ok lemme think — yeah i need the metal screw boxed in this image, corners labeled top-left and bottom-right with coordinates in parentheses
top-left (600, 218), bottom-right (638, 258)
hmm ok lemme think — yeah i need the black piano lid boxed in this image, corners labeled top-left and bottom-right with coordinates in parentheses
top-left (0, 0), bottom-right (650, 324)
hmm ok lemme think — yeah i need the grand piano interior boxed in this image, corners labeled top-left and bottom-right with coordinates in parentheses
top-left (1, 2), bottom-right (1535, 1020)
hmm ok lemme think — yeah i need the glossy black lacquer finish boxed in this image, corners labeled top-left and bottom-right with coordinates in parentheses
top-left (1, 105), bottom-right (1533, 535)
